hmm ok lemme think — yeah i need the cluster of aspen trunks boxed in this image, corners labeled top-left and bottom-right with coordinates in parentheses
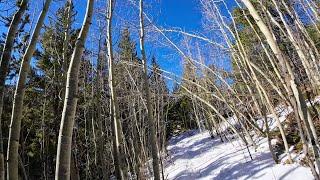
top-left (0, 0), bottom-right (320, 180)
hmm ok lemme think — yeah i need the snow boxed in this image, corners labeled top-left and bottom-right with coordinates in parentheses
top-left (163, 97), bottom-right (320, 179)
top-left (164, 130), bottom-right (313, 180)
top-left (307, 96), bottom-right (320, 107)
top-left (255, 104), bottom-right (293, 131)
top-left (256, 95), bottom-right (320, 131)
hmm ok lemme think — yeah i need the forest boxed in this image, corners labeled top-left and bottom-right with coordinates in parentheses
top-left (0, 0), bottom-right (320, 179)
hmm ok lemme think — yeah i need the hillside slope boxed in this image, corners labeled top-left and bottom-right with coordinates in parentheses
top-left (164, 130), bottom-right (313, 180)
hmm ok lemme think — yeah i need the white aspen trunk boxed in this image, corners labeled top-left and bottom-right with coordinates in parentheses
top-left (285, 1), bottom-right (320, 73)
top-left (270, 0), bottom-right (320, 88)
top-left (214, 2), bottom-right (293, 161)
top-left (139, 1), bottom-right (161, 179)
top-left (95, 38), bottom-right (108, 179)
top-left (158, 66), bottom-right (247, 143)
top-left (241, 0), bottom-right (320, 167)
top-left (142, 1), bottom-right (249, 145)
top-left (212, 4), bottom-right (267, 136)
top-left (191, 98), bottom-right (202, 131)
top-left (0, 1), bottom-right (29, 179)
top-left (180, 85), bottom-right (247, 143)
top-left (233, 2), bottom-right (319, 164)
top-left (55, 0), bottom-right (94, 179)
top-left (106, 0), bottom-right (124, 179)
top-left (62, 0), bottom-right (73, 82)
top-left (304, 0), bottom-right (320, 21)
top-left (233, 0), bottom-right (290, 95)
top-left (6, 1), bottom-right (51, 179)
top-left (262, 105), bottom-right (279, 163)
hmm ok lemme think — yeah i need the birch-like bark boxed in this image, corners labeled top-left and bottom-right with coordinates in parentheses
top-left (55, 0), bottom-right (94, 179)
top-left (106, 0), bottom-right (124, 179)
top-left (62, 0), bottom-right (73, 82)
top-left (232, 1), bottom-right (319, 157)
top-left (241, 0), bottom-right (320, 167)
top-left (139, 0), bottom-right (161, 179)
top-left (141, 0), bottom-right (248, 144)
top-left (211, 3), bottom-right (265, 135)
top-left (284, 1), bottom-right (320, 73)
top-left (262, 105), bottom-right (278, 163)
top-left (6, 1), bottom-right (51, 179)
top-left (213, 1), bottom-right (293, 162)
top-left (0, 1), bottom-right (29, 179)
top-left (270, 0), bottom-right (320, 88)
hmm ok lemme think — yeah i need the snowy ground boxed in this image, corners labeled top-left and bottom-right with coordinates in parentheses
top-left (164, 130), bottom-right (314, 180)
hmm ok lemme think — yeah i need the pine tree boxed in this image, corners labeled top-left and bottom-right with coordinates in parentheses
top-left (37, 1), bottom-right (78, 121)
top-left (30, 2), bottom-right (78, 178)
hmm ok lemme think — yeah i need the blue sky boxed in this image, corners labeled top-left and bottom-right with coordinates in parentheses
top-left (65, 0), bottom-right (204, 75)
top-left (0, 0), bottom-right (234, 90)
top-left (157, 0), bottom-right (202, 31)
top-left (150, 0), bottom-right (204, 89)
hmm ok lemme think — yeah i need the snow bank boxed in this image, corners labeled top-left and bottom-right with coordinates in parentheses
top-left (255, 104), bottom-right (293, 131)
top-left (164, 130), bottom-right (313, 180)
top-left (256, 96), bottom-right (320, 131)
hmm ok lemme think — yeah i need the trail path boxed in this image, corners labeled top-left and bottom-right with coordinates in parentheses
top-left (164, 130), bottom-right (313, 180)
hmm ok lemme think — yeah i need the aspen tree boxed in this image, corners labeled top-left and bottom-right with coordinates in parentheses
top-left (210, 1), bottom-right (293, 161)
top-left (6, 1), bottom-right (51, 179)
top-left (106, 0), bottom-right (124, 179)
top-left (240, 0), bottom-right (320, 166)
top-left (62, 0), bottom-right (73, 82)
top-left (55, 0), bottom-right (94, 179)
top-left (95, 35), bottom-right (108, 180)
top-left (0, 1), bottom-right (29, 179)
top-left (139, 0), bottom-right (161, 179)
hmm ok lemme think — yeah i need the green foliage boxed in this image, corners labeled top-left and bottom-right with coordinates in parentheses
top-left (118, 28), bottom-right (138, 62)
top-left (230, 2), bottom-right (295, 103)
top-left (306, 24), bottom-right (320, 50)
top-left (6, 2), bottom-right (81, 178)
top-left (150, 56), bottom-right (168, 95)
top-left (166, 95), bottom-right (198, 138)
top-left (37, 2), bottom-right (78, 75)
top-left (115, 28), bottom-right (141, 88)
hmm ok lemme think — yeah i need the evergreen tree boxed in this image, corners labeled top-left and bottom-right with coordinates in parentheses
top-left (18, 2), bottom-right (79, 178)
top-left (118, 28), bottom-right (137, 62)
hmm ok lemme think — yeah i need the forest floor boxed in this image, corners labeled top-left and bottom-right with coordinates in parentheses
top-left (164, 130), bottom-right (314, 180)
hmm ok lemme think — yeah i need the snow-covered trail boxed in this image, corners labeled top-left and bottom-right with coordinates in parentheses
top-left (164, 130), bottom-right (313, 180)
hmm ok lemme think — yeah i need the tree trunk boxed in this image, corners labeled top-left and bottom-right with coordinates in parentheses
top-left (62, 0), bottom-right (73, 82)
top-left (106, 0), bottom-right (124, 179)
top-left (55, 0), bottom-right (94, 179)
top-left (0, 1), bottom-right (29, 179)
top-left (95, 36), bottom-right (108, 180)
top-left (6, 1), bottom-right (51, 179)
top-left (139, 1), bottom-right (161, 179)
top-left (270, 0), bottom-right (320, 88)
top-left (241, 0), bottom-right (318, 163)
top-left (262, 105), bottom-right (278, 163)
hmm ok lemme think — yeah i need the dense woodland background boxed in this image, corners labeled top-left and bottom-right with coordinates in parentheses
top-left (0, 0), bottom-right (320, 179)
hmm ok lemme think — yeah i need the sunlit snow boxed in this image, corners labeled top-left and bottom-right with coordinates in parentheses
top-left (164, 130), bottom-right (313, 180)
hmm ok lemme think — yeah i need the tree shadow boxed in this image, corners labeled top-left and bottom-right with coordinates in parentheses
top-left (168, 149), bottom-right (274, 179)
top-left (166, 132), bottom-right (279, 180)
top-left (168, 130), bottom-right (200, 145)
top-left (278, 165), bottom-right (299, 180)
top-left (168, 135), bottom-right (220, 163)
top-left (166, 130), bottom-right (312, 180)
top-left (211, 152), bottom-right (273, 179)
